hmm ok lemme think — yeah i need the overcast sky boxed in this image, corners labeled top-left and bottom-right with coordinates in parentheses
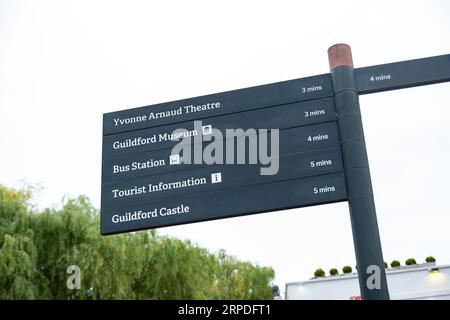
top-left (1, 0), bottom-right (450, 295)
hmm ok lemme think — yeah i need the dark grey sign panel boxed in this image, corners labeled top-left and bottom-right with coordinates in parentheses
top-left (103, 74), bottom-right (332, 135)
top-left (102, 129), bottom-right (340, 183)
top-left (102, 121), bottom-right (340, 184)
top-left (355, 54), bottom-right (450, 94)
top-left (102, 97), bottom-right (337, 159)
top-left (101, 147), bottom-right (344, 209)
top-left (101, 172), bottom-right (347, 235)
top-left (103, 118), bottom-right (339, 161)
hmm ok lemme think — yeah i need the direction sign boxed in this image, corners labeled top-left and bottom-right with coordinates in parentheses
top-left (103, 74), bottom-right (333, 135)
top-left (101, 75), bottom-right (347, 235)
top-left (102, 97), bottom-right (337, 159)
top-left (101, 147), bottom-right (344, 209)
top-left (102, 121), bottom-right (341, 181)
top-left (101, 51), bottom-right (449, 236)
top-left (101, 172), bottom-right (347, 235)
top-left (355, 54), bottom-right (450, 94)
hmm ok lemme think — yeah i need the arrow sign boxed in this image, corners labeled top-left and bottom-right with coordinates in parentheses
top-left (356, 54), bottom-right (450, 94)
top-left (101, 172), bottom-right (347, 235)
top-left (103, 74), bottom-right (333, 135)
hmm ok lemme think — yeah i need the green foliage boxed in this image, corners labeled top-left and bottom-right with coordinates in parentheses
top-left (329, 268), bottom-right (338, 276)
top-left (342, 266), bottom-right (352, 274)
top-left (314, 269), bottom-right (325, 277)
top-left (209, 249), bottom-right (274, 299)
top-left (390, 260), bottom-right (401, 268)
top-left (0, 185), bottom-right (274, 299)
top-left (405, 258), bottom-right (417, 266)
top-left (425, 256), bottom-right (436, 263)
top-left (384, 262), bottom-right (388, 268)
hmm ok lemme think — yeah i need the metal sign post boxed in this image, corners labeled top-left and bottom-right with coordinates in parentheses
top-left (328, 44), bottom-right (389, 300)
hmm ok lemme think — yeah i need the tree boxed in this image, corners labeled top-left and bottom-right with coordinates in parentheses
top-left (0, 185), bottom-right (274, 299)
top-left (209, 249), bottom-right (274, 299)
top-left (405, 258), bottom-right (417, 266)
top-left (133, 236), bottom-right (217, 299)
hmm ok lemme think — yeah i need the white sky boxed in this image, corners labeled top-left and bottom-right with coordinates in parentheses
top-left (1, 0), bottom-right (450, 295)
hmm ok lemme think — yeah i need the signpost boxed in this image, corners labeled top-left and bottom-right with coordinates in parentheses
top-left (101, 44), bottom-right (450, 300)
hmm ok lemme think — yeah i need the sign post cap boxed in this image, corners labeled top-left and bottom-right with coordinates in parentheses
top-left (328, 43), bottom-right (353, 70)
